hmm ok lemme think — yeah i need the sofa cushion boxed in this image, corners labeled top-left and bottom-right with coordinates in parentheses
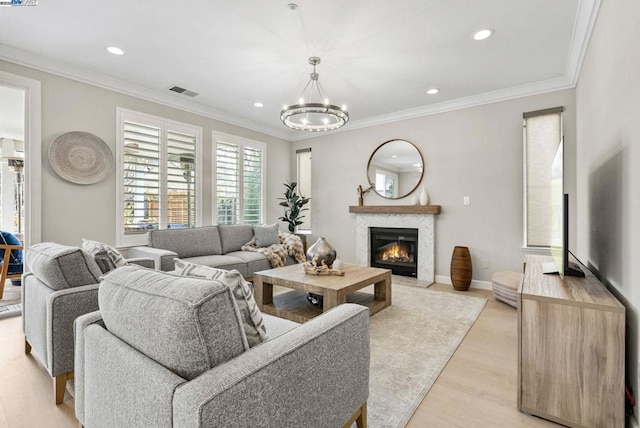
top-left (82, 238), bottom-right (127, 273)
top-left (181, 255), bottom-right (248, 277)
top-left (262, 314), bottom-right (299, 340)
top-left (253, 223), bottom-right (280, 247)
top-left (174, 259), bottom-right (268, 347)
top-left (147, 226), bottom-right (222, 258)
top-left (99, 265), bottom-right (249, 380)
top-left (218, 224), bottom-right (254, 254)
top-left (225, 251), bottom-right (271, 276)
top-left (26, 242), bottom-right (102, 290)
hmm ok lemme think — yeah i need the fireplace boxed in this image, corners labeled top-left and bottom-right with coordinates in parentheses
top-left (369, 227), bottom-right (418, 277)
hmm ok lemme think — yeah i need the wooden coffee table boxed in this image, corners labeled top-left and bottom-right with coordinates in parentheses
top-left (254, 263), bottom-right (392, 323)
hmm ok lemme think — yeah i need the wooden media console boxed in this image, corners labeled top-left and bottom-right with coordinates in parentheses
top-left (518, 254), bottom-right (625, 427)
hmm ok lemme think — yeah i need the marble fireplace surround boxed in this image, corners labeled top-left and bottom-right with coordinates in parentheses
top-left (350, 205), bottom-right (441, 284)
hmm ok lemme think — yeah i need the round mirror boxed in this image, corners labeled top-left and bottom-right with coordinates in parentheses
top-left (367, 139), bottom-right (424, 199)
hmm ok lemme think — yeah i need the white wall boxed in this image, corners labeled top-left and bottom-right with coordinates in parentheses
top-left (575, 0), bottom-right (639, 424)
top-left (292, 89), bottom-right (576, 282)
top-left (0, 60), bottom-right (291, 247)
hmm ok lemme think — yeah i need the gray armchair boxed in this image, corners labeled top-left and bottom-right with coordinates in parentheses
top-left (74, 266), bottom-right (370, 428)
top-left (22, 242), bottom-right (154, 404)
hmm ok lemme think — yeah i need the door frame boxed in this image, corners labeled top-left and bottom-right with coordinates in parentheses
top-left (0, 70), bottom-right (42, 247)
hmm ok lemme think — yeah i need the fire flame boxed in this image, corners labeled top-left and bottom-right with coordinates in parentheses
top-left (381, 243), bottom-right (410, 263)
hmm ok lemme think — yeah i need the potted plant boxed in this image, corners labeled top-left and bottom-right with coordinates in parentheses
top-left (278, 181), bottom-right (310, 232)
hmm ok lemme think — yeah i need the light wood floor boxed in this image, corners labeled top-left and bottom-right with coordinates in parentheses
top-left (0, 283), bottom-right (559, 428)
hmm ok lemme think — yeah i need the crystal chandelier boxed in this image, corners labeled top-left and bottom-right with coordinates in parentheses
top-left (281, 57), bottom-right (349, 132)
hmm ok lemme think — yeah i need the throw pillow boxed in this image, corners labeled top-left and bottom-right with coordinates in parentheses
top-left (82, 238), bottom-right (127, 273)
top-left (26, 242), bottom-right (102, 290)
top-left (174, 259), bottom-right (268, 347)
top-left (92, 248), bottom-right (116, 273)
top-left (253, 223), bottom-right (280, 247)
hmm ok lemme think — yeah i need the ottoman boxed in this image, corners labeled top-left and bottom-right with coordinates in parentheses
top-left (492, 271), bottom-right (522, 308)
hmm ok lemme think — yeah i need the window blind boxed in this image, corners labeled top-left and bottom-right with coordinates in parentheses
top-left (216, 141), bottom-right (240, 225)
top-left (242, 145), bottom-right (263, 224)
top-left (523, 107), bottom-right (563, 247)
top-left (167, 130), bottom-right (197, 229)
top-left (214, 134), bottom-right (265, 226)
top-left (296, 148), bottom-right (312, 230)
top-left (123, 121), bottom-right (161, 235)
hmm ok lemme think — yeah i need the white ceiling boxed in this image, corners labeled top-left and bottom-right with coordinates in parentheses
top-left (0, 0), bottom-right (598, 141)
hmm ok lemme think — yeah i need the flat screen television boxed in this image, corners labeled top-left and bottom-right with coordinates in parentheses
top-left (542, 139), bottom-right (585, 278)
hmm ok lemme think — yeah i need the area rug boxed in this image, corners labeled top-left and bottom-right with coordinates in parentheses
top-left (0, 282), bottom-right (22, 319)
top-left (366, 283), bottom-right (487, 427)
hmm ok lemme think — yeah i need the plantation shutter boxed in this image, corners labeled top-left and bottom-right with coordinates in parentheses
top-left (243, 145), bottom-right (263, 224)
top-left (214, 133), bottom-right (265, 226)
top-left (216, 141), bottom-right (240, 225)
top-left (167, 130), bottom-right (197, 228)
top-left (118, 109), bottom-right (202, 247)
top-left (123, 121), bottom-right (161, 235)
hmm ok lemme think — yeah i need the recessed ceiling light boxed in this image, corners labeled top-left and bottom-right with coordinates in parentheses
top-left (106, 46), bottom-right (124, 55)
top-left (473, 29), bottom-right (494, 41)
top-left (287, 3), bottom-right (298, 10)
top-left (254, 102), bottom-right (264, 108)
top-left (427, 88), bottom-right (440, 95)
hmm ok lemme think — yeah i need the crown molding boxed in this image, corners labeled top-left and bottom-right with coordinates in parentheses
top-left (565, 0), bottom-right (602, 86)
top-left (289, 76), bottom-right (575, 141)
top-left (288, 0), bottom-right (601, 142)
top-left (0, 0), bottom-right (599, 145)
top-left (0, 44), bottom-right (292, 141)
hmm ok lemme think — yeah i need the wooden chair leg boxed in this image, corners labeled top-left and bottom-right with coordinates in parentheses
top-left (344, 402), bottom-right (367, 428)
top-left (25, 338), bottom-right (31, 354)
top-left (54, 372), bottom-right (72, 405)
top-left (356, 403), bottom-right (367, 428)
top-left (0, 249), bottom-right (9, 300)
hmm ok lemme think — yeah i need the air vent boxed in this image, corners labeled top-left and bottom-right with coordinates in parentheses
top-left (168, 86), bottom-right (199, 97)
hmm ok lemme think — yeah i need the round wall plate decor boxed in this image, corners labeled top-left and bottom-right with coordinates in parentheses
top-left (48, 131), bottom-right (113, 185)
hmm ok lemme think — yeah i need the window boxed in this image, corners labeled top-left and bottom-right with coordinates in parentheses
top-left (116, 108), bottom-right (202, 247)
top-left (214, 132), bottom-right (265, 225)
top-left (296, 148), bottom-right (312, 230)
top-left (523, 107), bottom-right (563, 248)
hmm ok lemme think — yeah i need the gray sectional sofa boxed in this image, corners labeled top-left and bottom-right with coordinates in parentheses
top-left (128, 224), bottom-right (295, 277)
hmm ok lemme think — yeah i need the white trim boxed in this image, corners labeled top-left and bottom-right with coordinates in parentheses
top-left (0, 44), bottom-right (292, 141)
top-left (566, 0), bottom-right (602, 86)
top-left (4, 40), bottom-right (577, 143)
top-left (521, 246), bottom-right (552, 255)
top-left (291, 76), bottom-right (575, 141)
top-left (435, 275), bottom-right (493, 291)
top-left (0, 70), bottom-right (41, 248)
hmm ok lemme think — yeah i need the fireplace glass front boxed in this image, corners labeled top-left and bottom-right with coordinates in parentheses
top-left (369, 227), bottom-right (418, 277)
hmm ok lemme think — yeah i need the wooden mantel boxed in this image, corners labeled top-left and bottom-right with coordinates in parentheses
top-left (348, 205), bottom-right (441, 214)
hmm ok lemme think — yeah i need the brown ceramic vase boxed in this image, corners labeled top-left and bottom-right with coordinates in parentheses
top-left (450, 246), bottom-right (472, 291)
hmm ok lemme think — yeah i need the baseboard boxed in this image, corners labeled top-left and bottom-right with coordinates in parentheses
top-left (435, 275), bottom-right (493, 290)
